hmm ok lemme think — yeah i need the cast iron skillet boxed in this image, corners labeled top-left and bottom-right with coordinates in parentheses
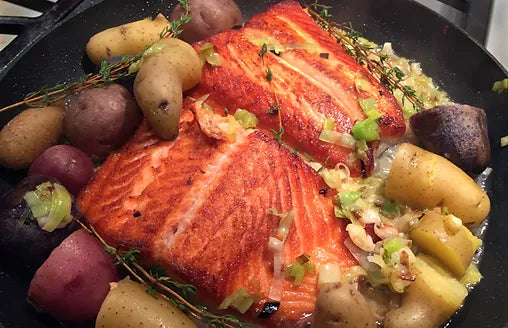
top-left (0, 0), bottom-right (507, 327)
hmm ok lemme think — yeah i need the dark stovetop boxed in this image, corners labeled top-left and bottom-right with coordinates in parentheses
top-left (0, 0), bottom-right (495, 80)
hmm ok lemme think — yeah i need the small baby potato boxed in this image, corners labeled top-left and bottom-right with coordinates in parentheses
top-left (170, 0), bottom-right (243, 43)
top-left (384, 255), bottom-right (467, 328)
top-left (96, 278), bottom-right (197, 328)
top-left (313, 282), bottom-right (377, 328)
top-left (133, 38), bottom-right (201, 140)
top-left (86, 14), bottom-right (170, 65)
top-left (64, 83), bottom-right (141, 158)
top-left (0, 106), bottom-right (64, 169)
top-left (385, 143), bottom-right (490, 225)
top-left (411, 212), bottom-right (481, 277)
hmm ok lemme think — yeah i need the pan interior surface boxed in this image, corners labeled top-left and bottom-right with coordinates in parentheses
top-left (0, 0), bottom-right (506, 327)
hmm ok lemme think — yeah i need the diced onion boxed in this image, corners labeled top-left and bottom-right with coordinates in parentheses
top-left (318, 263), bottom-right (342, 288)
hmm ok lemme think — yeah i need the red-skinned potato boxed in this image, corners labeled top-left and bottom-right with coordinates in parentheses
top-left (29, 145), bottom-right (94, 195)
top-left (170, 0), bottom-right (243, 43)
top-left (64, 83), bottom-right (141, 158)
top-left (28, 229), bottom-right (118, 323)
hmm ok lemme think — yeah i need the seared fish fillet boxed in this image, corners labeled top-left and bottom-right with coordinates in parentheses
top-left (189, 1), bottom-right (405, 176)
top-left (79, 108), bottom-right (356, 327)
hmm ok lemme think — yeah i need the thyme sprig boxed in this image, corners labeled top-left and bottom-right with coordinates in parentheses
top-left (307, 3), bottom-right (425, 111)
top-left (75, 219), bottom-right (249, 328)
top-left (259, 43), bottom-right (285, 142)
top-left (0, 0), bottom-right (191, 114)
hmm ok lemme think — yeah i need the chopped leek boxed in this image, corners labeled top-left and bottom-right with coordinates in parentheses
top-left (352, 118), bottom-right (380, 141)
top-left (355, 139), bottom-right (369, 160)
top-left (218, 287), bottom-right (259, 314)
top-left (500, 135), bottom-right (508, 147)
top-left (358, 98), bottom-right (377, 113)
top-left (318, 263), bottom-right (342, 288)
top-left (338, 191), bottom-right (361, 207)
top-left (319, 130), bottom-right (356, 148)
top-left (492, 78), bottom-right (508, 94)
top-left (322, 118), bottom-right (336, 131)
top-left (355, 77), bottom-right (370, 92)
top-left (23, 182), bottom-right (72, 232)
top-left (383, 238), bottom-right (404, 259)
top-left (234, 109), bottom-right (259, 129)
top-left (199, 43), bottom-right (222, 67)
top-left (382, 200), bottom-right (402, 215)
top-left (267, 208), bottom-right (295, 241)
top-left (284, 254), bottom-right (315, 285)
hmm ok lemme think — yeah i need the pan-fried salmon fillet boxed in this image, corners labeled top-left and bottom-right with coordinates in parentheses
top-left (79, 106), bottom-right (356, 327)
top-left (189, 1), bottom-right (405, 176)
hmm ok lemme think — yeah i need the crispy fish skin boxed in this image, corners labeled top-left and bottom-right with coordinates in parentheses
top-left (190, 0), bottom-right (404, 176)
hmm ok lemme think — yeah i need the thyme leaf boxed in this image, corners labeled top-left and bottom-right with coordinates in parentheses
top-left (307, 3), bottom-right (425, 112)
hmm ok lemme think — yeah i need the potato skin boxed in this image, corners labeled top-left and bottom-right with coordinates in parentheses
top-left (313, 282), bottom-right (377, 328)
top-left (64, 83), bottom-right (141, 158)
top-left (133, 38), bottom-right (201, 140)
top-left (410, 104), bottom-right (490, 174)
top-left (28, 229), bottom-right (118, 323)
top-left (86, 14), bottom-right (170, 65)
top-left (0, 106), bottom-right (64, 169)
top-left (170, 0), bottom-right (243, 43)
top-left (384, 255), bottom-right (467, 328)
top-left (29, 145), bottom-right (94, 195)
top-left (411, 212), bottom-right (478, 277)
top-left (385, 143), bottom-right (490, 225)
top-left (96, 278), bottom-right (197, 328)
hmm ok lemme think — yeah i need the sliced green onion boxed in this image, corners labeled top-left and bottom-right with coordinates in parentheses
top-left (352, 119), bottom-right (380, 141)
top-left (358, 98), bottom-right (377, 113)
top-left (234, 109), bottom-right (258, 129)
top-left (218, 287), bottom-right (259, 314)
top-left (319, 130), bottom-right (356, 149)
top-left (322, 118), bottom-right (336, 131)
top-left (24, 182), bottom-right (72, 232)
top-left (383, 238), bottom-right (404, 259)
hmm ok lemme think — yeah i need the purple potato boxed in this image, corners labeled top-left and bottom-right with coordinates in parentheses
top-left (28, 229), bottom-right (119, 323)
top-left (170, 0), bottom-right (243, 43)
top-left (0, 175), bottom-right (79, 276)
top-left (64, 84), bottom-right (141, 159)
top-left (29, 145), bottom-right (94, 195)
top-left (410, 104), bottom-right (490, 173)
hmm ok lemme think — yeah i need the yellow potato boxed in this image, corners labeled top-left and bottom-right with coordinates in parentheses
top-left (384, 255), bottom-right (467, 328)
top-left (385, 143), bottom-right (490, 225)
top-left (86, 14), bottom-right (170, 65)
top-left (0, 106), bottom-right (64, 169)
top-left (133, 38), bottom-right (201, 140)
top-left (411, 212), bottom-right (481, 277)
top-left (96, 278), bottom-right (196, 328)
